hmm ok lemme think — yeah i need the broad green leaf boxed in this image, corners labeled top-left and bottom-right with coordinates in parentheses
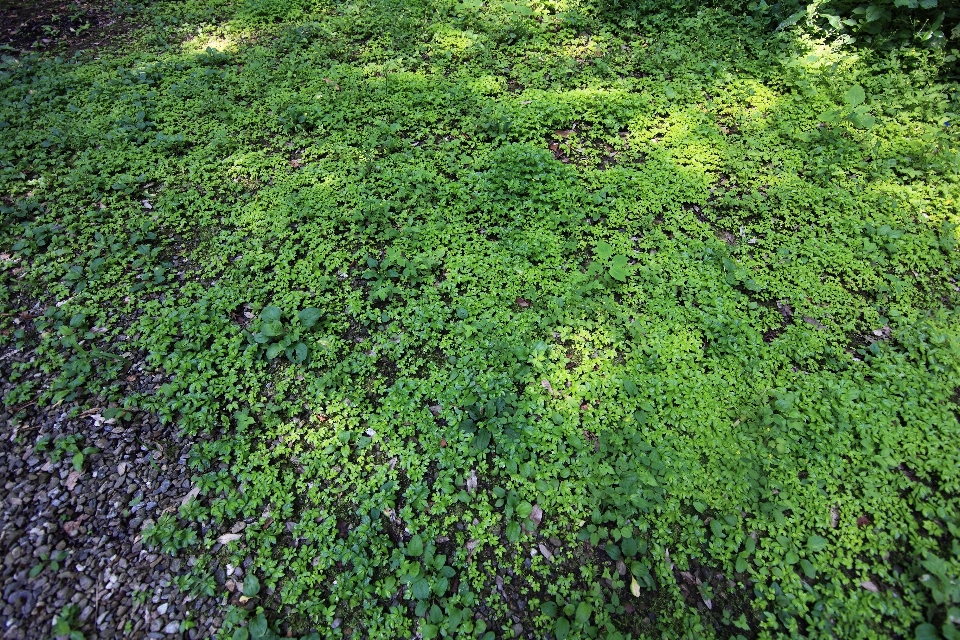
top-left (411, 578), bottom-right (431, 600)
top-left (407, 534), bottom-right (424, 556)
top-left (622, 537), bottom-right (639, 557)
top-left (555, 617), bottom-right (571, 639)
top-left (807, 535), bottom-right (828, 552)
top-left (736, 554), bottom-right (748, 573)
top-left (260, 321), bottom-right (285, 337)
top-left (266, 343), bottom-right (284, 359)
top-left (844, 85), bottom-right (865, 107)
top-left (242, 574), bottom-right (260, 597)
top-left (260, 306), bottom-right (282, 322)
top-left (710, 519), bottom-right (724, 537)
top-left (516, 501), bottom-right (533, 518)
top-left (293, 341), bottom-right (308, 362)
top-left (421, 624), bottom-right (438, 640)
top-left (595, 240), bottom-right (614, 262)
top-left (248, 613), bottom-right (267, 639)
top-left (916, 623), bottom-right (938, 640)
top-left (849, 111), bottom-right (875, 129)
top-left (506, 521), bottom-right (521, 542)
top-left (298, 307), bottom-right (322, 328)
top-left (575, 601), bottom-right (592, 624)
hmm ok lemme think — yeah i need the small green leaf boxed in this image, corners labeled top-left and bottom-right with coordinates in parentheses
top-left (621, 537), bottom-right (639, 557)
top-left (72, 452), bottom-right (84, 472)
top-left (506, 521), bottom-right (521, 542)
top-left (29, 563), bottom-right (44, 578)
top-left (554, 617), bottom-right (571, 639)
top-left (799, 558), bottom-right (816, 579)
top-left (266, 343), bottom-right (284, 359)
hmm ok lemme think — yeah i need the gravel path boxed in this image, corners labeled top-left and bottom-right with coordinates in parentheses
top-left (0, 345), bottom-right (225, 639)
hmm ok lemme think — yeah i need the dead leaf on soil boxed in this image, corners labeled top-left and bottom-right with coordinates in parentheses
top-left (529, 504), bottom-right (543, 529)
top-left (538, 543), bottom-right (554, 562)
top-left (217, 532), bottom-right (243, 544)
top-left (466, 469), bottom-right (478, 494)
top-left (861, 580), bottom-right (879, 592)
top-left (63, 520), bottom-right (82, 537)
top-left (65, 470), bottom-right (81, 492)
top-left (180, 486), bottom-right (200, 507)
top-left (630, 577), bottom-right (641, 597)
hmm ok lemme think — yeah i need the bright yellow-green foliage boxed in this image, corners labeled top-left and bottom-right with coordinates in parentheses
top-left (2, 0), bottom-right (960, 638)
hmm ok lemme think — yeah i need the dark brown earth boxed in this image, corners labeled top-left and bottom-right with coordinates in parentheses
top-left (0, 0), bottom-right (140, 54)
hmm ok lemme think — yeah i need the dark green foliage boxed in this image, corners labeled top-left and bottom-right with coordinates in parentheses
top-left (1, 0), bottom-right (959, 638)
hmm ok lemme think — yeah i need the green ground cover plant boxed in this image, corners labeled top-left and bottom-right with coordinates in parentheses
top-left (2, 0), bottom-right (959, 637)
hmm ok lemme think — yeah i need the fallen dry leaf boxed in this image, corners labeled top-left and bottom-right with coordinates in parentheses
top-left (861, 580), bottom-right (879, 593)
top-left (217, 532), bottom-right (243, 545)
top-left (63, 521), bottom-right (81, 537)
top-left (538, 543), bottom-right (554, 561)
top-left (466, 469), bottom-right (478, 495)
top-left (180, 486), bottom-right (200, 507)
top-left (65, 470), bottom-right (81, 492)
top-left (631, 577), bottom-right (641, 597)
top-left (529, 504), bottom-right (543, 529)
